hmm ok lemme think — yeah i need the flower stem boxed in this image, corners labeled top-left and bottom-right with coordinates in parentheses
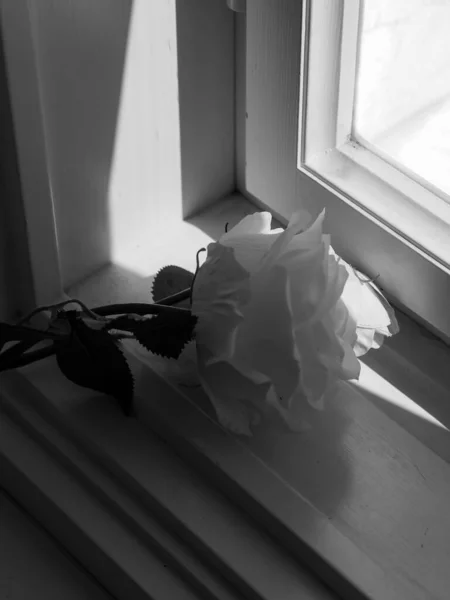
top-left (0, 291), bottom-right (194, 373)
top-left (154, 288), bottom-right (191, 306)
top-left (16, 298), bottom-right (107, 326)
top-left (190, 249), bottom-right (206, 306)
top-left (91, 302), bottom-right (190, 317)
top-left (0, 344), bottom-right (55, 372)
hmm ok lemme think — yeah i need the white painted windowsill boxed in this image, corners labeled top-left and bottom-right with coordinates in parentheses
top-left (1, 194), bottom-right (450, 600)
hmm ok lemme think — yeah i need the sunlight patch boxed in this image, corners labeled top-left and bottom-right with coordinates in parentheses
top-left (354, 362), bottom-right (448, 431)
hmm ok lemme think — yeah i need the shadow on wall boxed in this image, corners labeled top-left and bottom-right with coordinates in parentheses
top-left (0, 32), bottom-right (35, 321)
top-left (31, 0), bottom-right (134, 290)
top-left (29, 0), bottom-right (235, 294)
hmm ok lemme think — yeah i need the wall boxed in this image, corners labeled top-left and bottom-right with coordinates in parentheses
top-left (0, 30), bottom-right (34, 321)
top-left (30, 0), bottom-right (234, 290)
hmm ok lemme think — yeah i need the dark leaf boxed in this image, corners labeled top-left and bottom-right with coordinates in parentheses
top-left (152, 265), bottom-right (194, 303)
top-left (55, 314), bottom-right (134, 416)
top-left (107, 311), bottom-right (197, 359)
top-left (47, 316), bottom-right (74, 336)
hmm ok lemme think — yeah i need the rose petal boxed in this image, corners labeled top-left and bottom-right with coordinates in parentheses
top-left (295, 317), bottom-right (360, 406)
top-left (285, 240), bottom-right (346, 327)
top-left (341, 264), bottom-right (394, 331)
top-left (339, 264), bottom-right (399, 354)
top-left (220, 213), bottom-right (282, 273)
top-left (221, 233), bottom-right (281, 273)
top-left (193, 207), bottom-right (398, 435)
top-left (333, 299), bottom-right (358, 347)
top-left (221, 212), bottom-right (273, 239)
top-left (308, 252), bottom-right (349, 324)
top-left (232, 264), bottom-right (301, 408)
top-left (192, 243), bottom-right (251, 359)
top-left (197, 345), bottom-right (271, 436)
top-left (264, 210), bottom-right (325, 270)
top-left (296, 331), bottom-right (331, 408)
top-left (366, 282), bottom-right (400, 335)
top-left (353, 327), bottom-right (376, 357)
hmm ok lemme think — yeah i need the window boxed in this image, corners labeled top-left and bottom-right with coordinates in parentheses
top-left (354, 0), bottom-right (450, 199)
top-left (244, 0), bottom-right (450, 342)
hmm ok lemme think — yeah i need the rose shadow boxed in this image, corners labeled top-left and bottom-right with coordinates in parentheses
top-left (239, 385), bottom-right (353, 522)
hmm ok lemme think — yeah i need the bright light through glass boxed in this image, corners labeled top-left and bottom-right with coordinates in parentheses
top-left (354, 0), bottom-right (450, 200)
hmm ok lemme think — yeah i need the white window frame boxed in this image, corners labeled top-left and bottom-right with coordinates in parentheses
top-left (299, 0), bottom-right (450, 338)
top-left (2, 2), bottom-right (450, 600)
top-left (244, 0), bottom-right (450, 343)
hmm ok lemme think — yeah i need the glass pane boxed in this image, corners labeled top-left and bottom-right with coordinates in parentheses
top-left (354, 0), bottom-right (450, 199)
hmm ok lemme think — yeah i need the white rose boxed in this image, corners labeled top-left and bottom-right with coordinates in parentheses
top-left (191, 210), bottom-right (399, 436)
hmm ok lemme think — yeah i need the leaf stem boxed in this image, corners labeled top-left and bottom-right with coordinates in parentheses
top-left (154, 288), bottom-right (191, 305)
top-left (0, 340), bottom-right (38, 366)
top-left (0, 344), bottom-right (56, 372)
top-left (190, 248), bottom-right (206, 306)
top-left (0, 294), bottom-right (194, 373)
top-left (92, 303), bottom-right (191, 317)
top-left (16, 298), bottom-right (108, 326)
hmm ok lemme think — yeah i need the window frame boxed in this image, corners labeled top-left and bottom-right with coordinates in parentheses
top-left (300, 0), bottom-right (450, 259)
top-left (244, 0), bottom-right (450, 343)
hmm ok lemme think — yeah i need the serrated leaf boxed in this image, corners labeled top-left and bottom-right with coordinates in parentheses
top-left (152, 265), bottom-right (194, 303)
top-left (108, 312), bottom-right (197, 359)
top-left (55, 314), bottom-right (134, 416)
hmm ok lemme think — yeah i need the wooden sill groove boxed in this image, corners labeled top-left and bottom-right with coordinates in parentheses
top-left (0, 368), bottom-right (332, 600)
top-left (0, 381), bottom-right (232, 600)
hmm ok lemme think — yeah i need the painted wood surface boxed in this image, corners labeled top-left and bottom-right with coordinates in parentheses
top-left (128, 342), bottom-right (450, 600)
top-left (72, 194), bottom-right (450, 599)
top-left (0, 368), bottom-right (333, 600)
top-left (7, 193), bottom-right (450, 599)
top-left (235, 10), bottom-right (246, 193)
top-left (1, 0), bottom-right (235, 301)
top-left (176, 0), bottom-right (235, 218)
top-left (0, 492), bottom-right (113, 600)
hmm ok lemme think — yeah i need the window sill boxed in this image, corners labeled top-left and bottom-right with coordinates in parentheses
top-left (1, 364), bottom-right (329, 600)
top-left (1, 193), bottom-right (450, 600)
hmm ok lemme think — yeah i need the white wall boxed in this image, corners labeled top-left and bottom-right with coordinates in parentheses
top-left (31, 0), bottom-right (177, 288)
top-left (31, 0), bottom-right (234, 290)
